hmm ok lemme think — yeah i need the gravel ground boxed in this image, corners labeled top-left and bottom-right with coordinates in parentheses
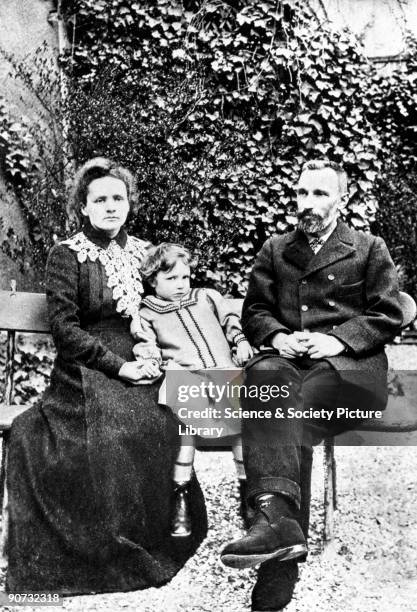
top-left (1, 345), bottom-right (416, 612)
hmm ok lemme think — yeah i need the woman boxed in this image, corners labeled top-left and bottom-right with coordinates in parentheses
top-left (6, 158), bottom-right (207, 595)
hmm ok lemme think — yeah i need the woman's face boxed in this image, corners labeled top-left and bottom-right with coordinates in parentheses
top-left (82, 176), bottom-right (130, 238)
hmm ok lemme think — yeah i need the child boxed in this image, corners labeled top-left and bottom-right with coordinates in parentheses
top-left (131, 243), bottom-right (253, 537)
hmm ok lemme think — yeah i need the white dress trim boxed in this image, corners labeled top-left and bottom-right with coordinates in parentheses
top-left (62, 232), bottom-right (149, 318)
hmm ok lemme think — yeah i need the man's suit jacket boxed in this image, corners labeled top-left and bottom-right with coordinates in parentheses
top-left (242, 221), bottom-right (403, 408)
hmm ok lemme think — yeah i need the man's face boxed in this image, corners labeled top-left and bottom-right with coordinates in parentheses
top-left (296, 168), bottom-right (343, 235)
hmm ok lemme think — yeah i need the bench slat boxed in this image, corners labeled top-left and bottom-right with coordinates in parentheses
top-left (0, 403), bottom-right (415, 434)
top-left (0, 293), bottom-right (416, 434)
top-left (0, 292), bottom-right (49, 333)
top-left (0, 291), bottom-right (413, 333)
top-left (0, 404), bottom-right (31, 429)
top-left (358, 396), bottom-right (417, 432)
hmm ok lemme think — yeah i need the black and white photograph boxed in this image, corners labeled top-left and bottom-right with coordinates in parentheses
top-left (0, 1), bottom-right (417, 611)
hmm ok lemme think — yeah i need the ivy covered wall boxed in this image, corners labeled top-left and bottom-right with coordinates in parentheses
top-left (1, 1), bottom-right (416, 296)
top-left (59, 0), bottom-right (384, 293)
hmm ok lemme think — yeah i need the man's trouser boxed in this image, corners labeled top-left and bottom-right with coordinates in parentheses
top-left (241, 352), bottom-right (378, 540)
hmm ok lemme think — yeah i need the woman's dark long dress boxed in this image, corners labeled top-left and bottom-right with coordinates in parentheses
top-left (6, 223), bottom-right (207, 595)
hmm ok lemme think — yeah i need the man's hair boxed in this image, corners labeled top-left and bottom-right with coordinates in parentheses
top-left (69, 157), bottom-right (137, 223)
top-left (141, 243), bottom-right (197, 284)
top-left (300, 160), bottom-right (348, 196)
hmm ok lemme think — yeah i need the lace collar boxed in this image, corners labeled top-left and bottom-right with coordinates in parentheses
top-left (142, 289), bottom-right (199, 313)
top-left (62, 228), bottom-right (150, 318)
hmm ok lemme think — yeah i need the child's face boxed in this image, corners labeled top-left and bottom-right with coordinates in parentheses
top-left (152, 260), bottom-right (191, 301)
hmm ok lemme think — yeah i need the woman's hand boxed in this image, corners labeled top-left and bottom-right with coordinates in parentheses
top-left (139, 360), bottom-right (162, 379)
top-left (233, 340), bottom-right (254, 366)
top-left (118, 361), bottom-right (160, 383)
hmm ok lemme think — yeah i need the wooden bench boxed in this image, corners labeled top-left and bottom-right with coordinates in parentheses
top-left (0, 284), bottom-right (50, 560)
top-left (1, 287), bottom-right (416, 558)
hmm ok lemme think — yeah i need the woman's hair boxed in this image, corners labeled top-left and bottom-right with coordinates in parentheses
top-left (141, 243), bottom-right (197, 285)
top-left (68, 157), bottom-right (137, 223)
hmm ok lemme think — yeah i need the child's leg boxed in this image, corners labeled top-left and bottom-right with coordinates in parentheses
top-left (171, 435), bottom-right (195, 537)
top-left (232, 435), bottom-right (245, 480)
top-left (173, 435), bottom-right (196, 485)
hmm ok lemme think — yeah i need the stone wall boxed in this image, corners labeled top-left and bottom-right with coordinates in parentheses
top-left (0, 0), bottom-right (57, 290)
top-left (317, 0), bottom-right (417, 60)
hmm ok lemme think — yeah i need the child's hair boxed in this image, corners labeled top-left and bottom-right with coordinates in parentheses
top-left (141, 243), bottom-right (197, 284)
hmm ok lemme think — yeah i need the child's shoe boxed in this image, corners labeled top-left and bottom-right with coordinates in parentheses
top-left (171, 483), bottom-right (192, 537)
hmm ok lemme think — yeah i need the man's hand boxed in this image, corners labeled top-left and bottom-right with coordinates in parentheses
top-left (270, 332), bottom-right (308, 359)
top-left (294, 332), bottom-right (346, 359)
top-left (233, 340), bottom-right (254, 366)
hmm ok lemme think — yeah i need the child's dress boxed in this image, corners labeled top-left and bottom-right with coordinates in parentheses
top-left (135, 288), bottom-right (247, 437)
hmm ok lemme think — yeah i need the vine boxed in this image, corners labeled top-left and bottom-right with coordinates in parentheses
top-left (0, 45), bottom-right (69, 273)
top-left (0, 1), bottom-right (416, 295)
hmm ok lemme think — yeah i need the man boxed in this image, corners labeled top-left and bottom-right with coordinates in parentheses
top-left (220, 160), bottom-right (402, 611)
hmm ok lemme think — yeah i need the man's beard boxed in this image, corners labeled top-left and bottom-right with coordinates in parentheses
top-left (297, 211), bottom-right (326, 235)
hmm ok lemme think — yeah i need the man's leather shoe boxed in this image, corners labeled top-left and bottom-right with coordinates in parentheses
top-left (238, 479), bottom-right (255, 528)
top-left (171, 484), bottom-right (191, 537)
top-left (220, 495), bottom-right (307, 569)
top-left (251, 559), bottom-right (299, 611)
